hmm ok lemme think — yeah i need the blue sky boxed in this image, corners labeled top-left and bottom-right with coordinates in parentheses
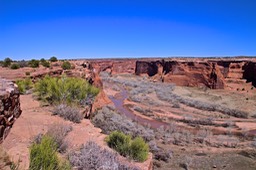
top-left (0, 0), bottom-right (255, 60)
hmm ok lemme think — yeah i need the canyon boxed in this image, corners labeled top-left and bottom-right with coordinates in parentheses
top-left (89, 57), bottom-right (256, 90)
top-left (1, 57), bottom-right (256, 91)
top-left (0, 57), bottom-right (256, 170)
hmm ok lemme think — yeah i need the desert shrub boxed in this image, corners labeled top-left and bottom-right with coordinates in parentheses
top-left (40, 58), bottom-right (46, 63)
top-left (195, 128), bottom-right (212, 144)
top-left (106, 131), bottom-right (149, 162)
top-left (133, 106), bottom-right (145, 113)
top-left (252, 137), bottom-right (256, 148)
top-left (0, 146), bottom-right (20, 170)
top-left (216, 135), bottom-right (240, 148)
top-left (181, 117), bottom-right (215, 126)
top-left (53, 104), bottom-right (83, 123)
top-left (154, 149), bottom-right (173, 162)
top-left (29, 135), bottom-right (71, 170)
top-left (2, 57), bottom-right (12, 67)
top-left (69, 141), bottom-right (139, 170)
top-left (34, 75), bottom-right (99, 104)
top-left (133, 106), bottom-right (153, 116)
top-left (46, 123), bottom-right (72, 153)
top-left (41, 60), bottom-right (50, 68)
top-left (156, 89), bottom-right (249, 118)
top-left (61, 61), bottom-right (72, 70)
top-left (92, 106), bottom-right (155, 142)
top-left (252, 113), bottom-right (256, 118)
top-left (16, 78), bottom-right (33, 94)
top-left (10, 63), bottom-right (20, 69)
top-left (172, 102), bottom-right (180, 108)
top-left (16, 60), bottom-right (29, 68)
top-left (28, 59), bottom-right (40, 68)
top-left (29, 136), bottom-right (58, 170)
top-left (130, 137), bottom-right (149, 162)
top-left (106, 131), bottom-right (131, 157)
top-left (49, 56), bottom-right (58, 62)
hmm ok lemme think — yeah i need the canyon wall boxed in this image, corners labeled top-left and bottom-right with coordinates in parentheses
top-left (135, 60), bottom-right (226, 89)
top-left (135, 59), bottom-right (256, 89)
top-left (87, 58), bottom-right (256, 89)
top-left (90, 59), bottom-right (136, 74)
top-left (0, 79), bottom-right (22, 142)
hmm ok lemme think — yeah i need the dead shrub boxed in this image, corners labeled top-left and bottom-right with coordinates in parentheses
top-left (46, 123), bottom-right (72, 153)
top-left (91, 106), bottom-right (155, 142)
top-left (69, 141), bottom-right (139, 170)
top-left (53, 104), bottom-right (83, 123)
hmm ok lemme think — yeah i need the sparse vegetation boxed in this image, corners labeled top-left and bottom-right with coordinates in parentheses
top-left (0, 146), bottom-right (20, 170)
top-left (252, 137), bottom-right (256, 148)
top-left (28, 59), bottom-right (40, 68)
top-left (34, 75), bottom-right (99, 104)
top-left (102, 73), bottom-right (249, 118)
top-left (61, 61), bottom-right (72, 70)
top-left (49, 56), bottom-right (58, 62)
top-left (40, 58), bottom-right (50, 68)
top-left (16, 60), bottom-right (29, 68)
top-left (92, 106), bottom-right (155, 142)
top-left (53, 104), bottom-right (83, 123)
top-left (106, 131), bottom-right (149, 162)
top-left (45, 123), bottom-right (72, 153)
top-left (16, 78), bottom-right (33, 94)
top-left (69, 141), bottom-right (139, 170)
top-left (2, 57), bottom-right (12, 67)
top-left (130, 136), bottom-right (149, 162)
top-left (10, 63), bottom-right (20, 69)
top-left (106, 131), bottom-right (132, 157)
top-left (29, 135), bottom-right (71, 170)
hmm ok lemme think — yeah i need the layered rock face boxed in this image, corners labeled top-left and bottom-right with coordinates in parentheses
top-left (0, 79), bottom-right (22, 142)
top-left (135, 59), bottom-right (256, 89)
top-left (86, 58), bottom-right (256, 89)
top-left (90, 59), bottom-right (136, 74)
top-left (135, 60), bottom-right (226, 89)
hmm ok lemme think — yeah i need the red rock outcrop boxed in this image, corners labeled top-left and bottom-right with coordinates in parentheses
top-left (86, 57), bottom-right (256, 89)
top-left (135, 60), bottom-right (226, 89)
top-left (0, 79), bottom-right (22, 142)
top-left (243, 62), bottom-right (256, 87)
top-left (90, 59), bottom-right (136, 74)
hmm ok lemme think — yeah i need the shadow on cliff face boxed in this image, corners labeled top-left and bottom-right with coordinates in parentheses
top-left (243, 62), bottom-right (256, 87)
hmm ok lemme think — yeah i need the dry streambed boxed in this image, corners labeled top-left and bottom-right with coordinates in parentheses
top-left (100, 73), bottom-right (256, 169)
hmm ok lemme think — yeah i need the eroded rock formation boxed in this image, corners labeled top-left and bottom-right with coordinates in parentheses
top-left (86, 58), bottom-right (256, 89)
top-left (0, 79), bottom-right (22, 142)
top-left (135, 60), bottom-right (227, 89)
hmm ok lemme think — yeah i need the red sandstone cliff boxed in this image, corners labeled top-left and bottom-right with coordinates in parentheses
top-left (87, 58), bottom-right (256, 90)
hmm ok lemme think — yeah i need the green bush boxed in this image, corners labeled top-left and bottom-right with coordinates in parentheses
top-left (106, 131), bottom-right (131, 157)
top-left (40, 58), bottom-right (46, 63)
top-left (16, 78), bottom-right (33, 94)
top-left (49, 56), bottom-right (58, 62)
top-left (130, 137), bottom-right (149, 162)
top-left (61, 61), bottom-right (72, 70)
top-left (10, 63), bottom-right (20, 69)
top-left (106, 131), bottom-right (149, 162)
top-left (28, 59), bottom-right (40, 68)
top-left (29, 135), bottom-right (71, 170)
top-left (41, 60), bottom-right (50, 68)
top-left (2, 57), bottom-right (12, 67)
top-left (34, 75), bottom-right (99, 104)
